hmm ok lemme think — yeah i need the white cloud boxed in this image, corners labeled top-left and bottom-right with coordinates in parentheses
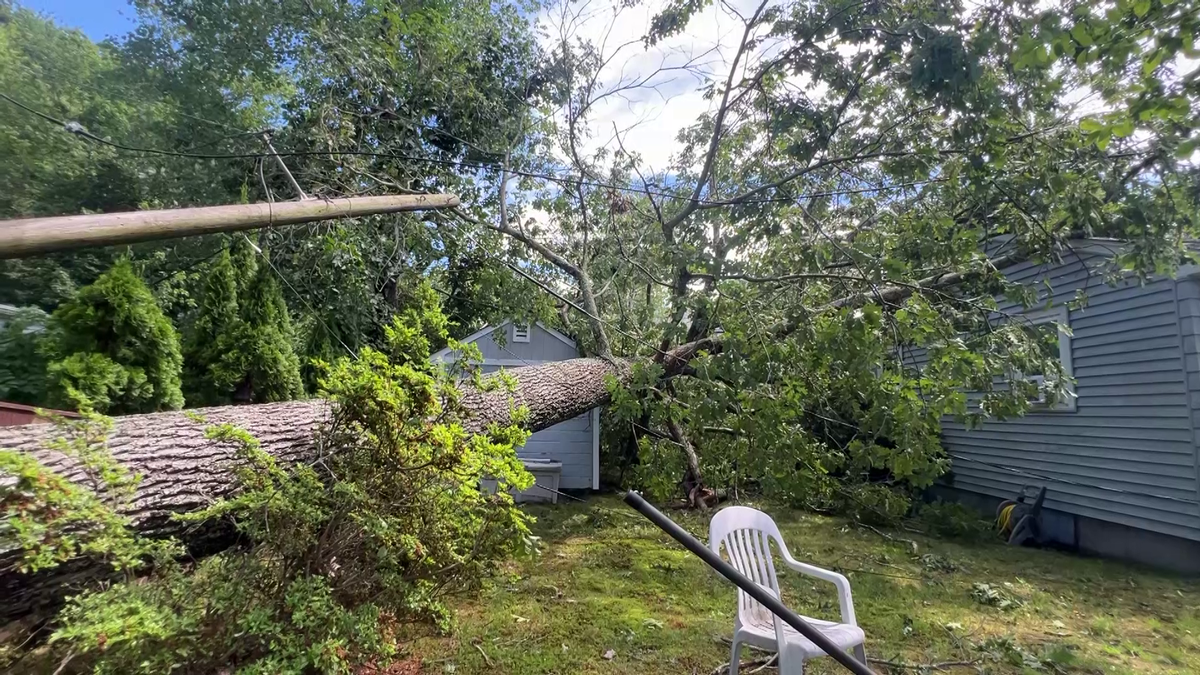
top-left (535, 0), bottom-right (765, 173)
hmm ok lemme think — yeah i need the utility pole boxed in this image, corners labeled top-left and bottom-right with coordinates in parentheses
top-left (0, 193), bottom-right (460, 259)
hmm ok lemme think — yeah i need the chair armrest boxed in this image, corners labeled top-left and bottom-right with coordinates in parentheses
top-left (779, 550), bottom-right (858, 626)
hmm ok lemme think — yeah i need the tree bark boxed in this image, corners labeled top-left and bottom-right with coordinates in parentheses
top-left (0, 357), bottom-right (628, 619)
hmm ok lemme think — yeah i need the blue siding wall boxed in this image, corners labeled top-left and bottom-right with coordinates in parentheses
top-left (941, 254), bottom-right (1200, 542)
top-left (518, 411), bottom-right (597, 489)
top-left (1173, 279), bottom-right (1200, 510)
top-left (474, 323), bottom-right (580, 363)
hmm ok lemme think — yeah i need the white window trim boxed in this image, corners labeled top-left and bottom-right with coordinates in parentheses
top-left (1023, 305), bottom-right (1076, 412)
top-left (591, 408), bottom-right (601, 490)
top-left (512, 323), bottom-right (531, 343)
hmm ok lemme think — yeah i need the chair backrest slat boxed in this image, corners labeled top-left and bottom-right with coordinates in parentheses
top-left (709, 506), bottom-right (787, 627)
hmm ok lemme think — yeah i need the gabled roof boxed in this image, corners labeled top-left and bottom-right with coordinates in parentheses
top-left (430, 319), bottom-right (576, 361)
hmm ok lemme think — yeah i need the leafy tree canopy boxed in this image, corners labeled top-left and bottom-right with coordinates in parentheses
top-left (0, 0), bottom-right (1195, 511)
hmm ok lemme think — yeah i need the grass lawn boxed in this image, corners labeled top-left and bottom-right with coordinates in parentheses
top-left (408, 495), bottom-right (1200, 675)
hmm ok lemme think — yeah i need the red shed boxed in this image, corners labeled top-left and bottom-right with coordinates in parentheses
top-left (0, 401), bottom-right (79, 427)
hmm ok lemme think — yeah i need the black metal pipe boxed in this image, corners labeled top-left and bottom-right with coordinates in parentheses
top-left (622, 491), bottom-right (878, 675)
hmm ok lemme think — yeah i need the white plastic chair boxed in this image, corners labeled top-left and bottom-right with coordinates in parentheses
top-left (709, 506), bottom-right (866, 674)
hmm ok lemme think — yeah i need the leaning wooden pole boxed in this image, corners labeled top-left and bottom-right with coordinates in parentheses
top-left (0, 194), bottom-right (460, 259)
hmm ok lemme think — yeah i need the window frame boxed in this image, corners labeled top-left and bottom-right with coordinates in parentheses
top-left (1022, 305), bottom-right (1076, 412)
top-left (512, 322), bottom-right (531, 343)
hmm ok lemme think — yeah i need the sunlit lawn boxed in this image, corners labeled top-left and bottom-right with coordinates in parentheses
top-left (407, 495), bottom-right (1200, 675)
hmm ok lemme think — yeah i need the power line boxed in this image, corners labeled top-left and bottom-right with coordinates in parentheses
top-left (240, 234), bottom-right (359, 361)
top-left (0, 91), bottom-right (942, 208)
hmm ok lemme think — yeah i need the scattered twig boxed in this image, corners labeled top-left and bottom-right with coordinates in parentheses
top-left (868, 656), bottom-right (980, 671)
top-left (51, 651), bottom-right (76, 675)
top-left (708, 656), bottom-right (776, 675)
top-left (472, 641), bottom-right (495, 668)
top-left (838, 565), bottom-right (925, 582)
top-left (750, 653), bottom-right (778, 672)
top-left (857, 523), bottom-right (921, 552)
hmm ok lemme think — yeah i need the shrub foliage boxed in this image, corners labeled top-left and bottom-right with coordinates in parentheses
top-left (2, 292), bottom-right (534, 673)
top-left (184, 240), bottom-right (304, 405)
top-left (40, 260), bottom-right (185, 414)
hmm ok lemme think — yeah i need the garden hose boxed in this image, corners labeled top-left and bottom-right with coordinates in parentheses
top-left (997, 503), bottom-right (1016, 534)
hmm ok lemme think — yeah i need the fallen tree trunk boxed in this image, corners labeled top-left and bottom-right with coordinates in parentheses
top-left (0, 357), bottom-right (628, 619)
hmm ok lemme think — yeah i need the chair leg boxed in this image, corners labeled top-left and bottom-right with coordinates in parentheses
top-left (728, 639), bottom-right (742, 675)
top-left (853, 643), bottom-right (867, 665)
top-left (777, 655), bottom-right (803, 675)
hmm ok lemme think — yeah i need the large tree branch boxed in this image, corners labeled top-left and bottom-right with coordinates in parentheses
top-left (823, 251), bottom-right (1021, 311)
top-left (661, 0), bottom-right (770, 239)
top-left (488, 166), bottom-right (613, 358)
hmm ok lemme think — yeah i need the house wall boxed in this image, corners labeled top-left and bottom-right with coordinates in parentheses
top-left (938, 253), bottom-right (1200, 555)
top-left (474, 324), bottom-right (580, 364)
top-left (1174, 278), bottom-right (1200, 510)
top-left (516, 409), bottom-right (598, 489)
top-left (463, 322), bottom-right (597, 490)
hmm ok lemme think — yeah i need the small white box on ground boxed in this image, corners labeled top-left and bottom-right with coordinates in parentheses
top-left (480, 458), bottom-right (563, 504)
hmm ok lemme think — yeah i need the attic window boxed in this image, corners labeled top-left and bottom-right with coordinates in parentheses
top-left (512, 323), bottom-right (531, 343)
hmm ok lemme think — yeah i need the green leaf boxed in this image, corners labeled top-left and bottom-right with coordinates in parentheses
top-left (1070, 24), bottom-right (1093, 47)
top-left (1079, 118), bottom-right (1104, 133)
top-left (1132, 0), bottom-right (1151, 17)
top-left (1142, 49), bottom-right (1165, 76)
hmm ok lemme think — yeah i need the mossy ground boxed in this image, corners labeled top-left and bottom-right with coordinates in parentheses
top-left (407, 495), bottom-right (1200, 674)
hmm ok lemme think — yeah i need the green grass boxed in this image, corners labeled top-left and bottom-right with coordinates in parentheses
top-left (407, 496), bottom-right (1200, 674)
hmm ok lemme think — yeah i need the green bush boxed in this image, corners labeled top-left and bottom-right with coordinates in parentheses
top-left (28, 286), bottom-right (535, 674)
top-left (0, 306), bottom-right (49, 405)
top-left (916, 499), bottom-right (993, 540)
top-left (184, 241), bottom-right (304, 406)
top-left (833, 482), bottom-right (914, 526)
top-left (41, 260), bottom-right (184, 414)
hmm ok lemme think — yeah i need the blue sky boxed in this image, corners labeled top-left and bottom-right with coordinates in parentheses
top-left (22, 0), bottom-right (137, 41)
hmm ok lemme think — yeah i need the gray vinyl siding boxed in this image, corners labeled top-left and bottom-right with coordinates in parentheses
top-left (1175, 279), bottom-right (1200, 510)
top-left (519, 411), bottom-right (597, 489)
top-left (941, 253), bottom-right (1200, 542)
top-left (474, 324), bottom-right (580, 363)
top-left (453, 322), bottom-right (597, 490)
